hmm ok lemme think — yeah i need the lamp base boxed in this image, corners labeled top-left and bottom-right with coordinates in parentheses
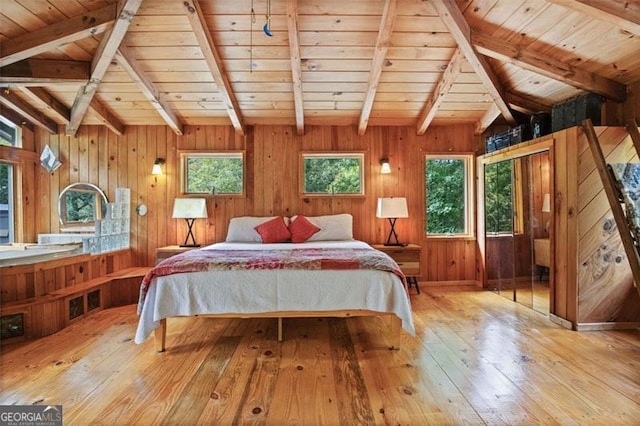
top-left (383, 242), bottom-right (407, 247)
top-left (179, 244), bottom-right (201, 248)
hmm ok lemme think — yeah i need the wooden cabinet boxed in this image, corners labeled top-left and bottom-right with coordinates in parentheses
top-left (372, 244), bottom-right (421, 294)
top-left (155, 245), bottom-right (194, 264)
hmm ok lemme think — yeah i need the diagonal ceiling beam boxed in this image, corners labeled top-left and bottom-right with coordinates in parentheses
top-left (90, 98), bottom-right (124, 136)
top-left (475, 103), bottom-right (501, 135)
top-left (19, 87), bottom-right (70, 123)
top-left (431, 0), bottom-right (515, 125)
top-left (66, 0), bottom-right (143, 136)
top-left (115, 46), bottom-right (184, 136)
top-left (547, 0), bottom-right (640, 37)
top-left (0, 4), bottom-right (117, 67)
top-left (358, 0), bottom-right (398, 136)
top-left (287, 0), bottom-right (305, 136)
top-left (416, 49), bottom-right (464, 135)
top-left (505, 90), bottom-right (552, 114)
top-left (472, 31), bottom-right (627, 102)
top-left (183, 0), bottom-right (244, 135)
top-left (0, 59), bottom-right (90, 84)
top-left (0, 88), bottom-right (58, 134)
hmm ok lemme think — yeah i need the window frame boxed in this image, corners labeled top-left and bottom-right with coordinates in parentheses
top-left (424, 153), bottom-right (475, 239)
top-left (179, 150), bottom-right (246, 197)
top-left (299, 152), bottom-right (366, 197)
top-left (0, 161), bottom-right (14, 243)
top-left (0, 116), bottom-right (22, 148)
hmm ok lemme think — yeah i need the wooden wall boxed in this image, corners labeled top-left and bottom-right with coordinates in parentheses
top-left (551, 126), bottom-right (640, 326)
top-left (28, 124), bottom-right (479, 283)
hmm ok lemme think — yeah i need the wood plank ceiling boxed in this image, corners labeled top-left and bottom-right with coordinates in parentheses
top-left (0, 0), bottom-right (639, 137)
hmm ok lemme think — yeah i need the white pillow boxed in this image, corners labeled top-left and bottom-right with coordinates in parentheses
top-left (225, 216), bottom-right (289, 242)
top-left (291, 213), bottom-right (353, 241)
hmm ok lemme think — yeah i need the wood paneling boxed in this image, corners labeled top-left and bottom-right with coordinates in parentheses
top-left (29, 123), bottom-right (478, 282)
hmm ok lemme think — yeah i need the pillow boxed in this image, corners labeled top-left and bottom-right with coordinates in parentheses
top-left (289, 215), bottom-right (321, 243)
top-left (254, 217), bottom-right (291, 243)
top-left (225, 216), bottom-right (289, 242)
top-left (292, 213), bottom-right (353, 241)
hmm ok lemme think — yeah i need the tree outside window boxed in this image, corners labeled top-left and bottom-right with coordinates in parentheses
top-left (301, 153), bottom-right (364, 196)
top-left (425, 155), bottom-right (473, 236)
top-left (181, 152), bottom-right (244, 195)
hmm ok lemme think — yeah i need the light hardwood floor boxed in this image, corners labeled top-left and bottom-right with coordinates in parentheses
top-left (1, 287), bottom-right (639, 425)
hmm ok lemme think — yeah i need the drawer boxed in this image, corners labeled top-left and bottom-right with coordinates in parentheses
top-left (396, 261), bottom-right (420, 276)
top-left (391, 250), bottom-right (420, 262)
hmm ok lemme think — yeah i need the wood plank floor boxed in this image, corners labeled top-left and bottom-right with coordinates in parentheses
top-left (1, 286), bottom-right (639, 425)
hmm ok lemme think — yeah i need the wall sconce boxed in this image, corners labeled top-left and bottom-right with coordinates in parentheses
top-left (380, 158), bottom-right (391, 174)
top-left (152, 158), bottom-right (165, 175)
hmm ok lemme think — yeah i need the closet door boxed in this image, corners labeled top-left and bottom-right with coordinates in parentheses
top-left (484, 160), bottom-right (515, 300)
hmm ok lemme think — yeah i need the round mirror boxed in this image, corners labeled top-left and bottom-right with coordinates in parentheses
top-left (58, 183), bottom-right (108, 231)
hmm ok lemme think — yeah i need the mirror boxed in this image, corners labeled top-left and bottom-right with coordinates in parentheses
top-left (58, 183), bottom-right (108, 231)
top-left (483, 150), bottom-right (552, 314)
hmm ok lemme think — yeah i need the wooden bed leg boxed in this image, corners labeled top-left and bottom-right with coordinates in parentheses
top-left (277, 317), bottom-right (283, 342)
top-left (154, 318), bottom-right (166, 352)
top-left (388, 315), bottom-right (401, 350)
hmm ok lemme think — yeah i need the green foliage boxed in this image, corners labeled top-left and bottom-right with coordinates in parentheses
top-left (303, 157), bottom-right (361, 194)
top-left (66, 192), bottom-right (95, 222)
top-left (426, 158), bottom-right (466, 234)
top-left (0, 163), bottom-right (8, 204)
top-left (186, 157), bottom-right (243, 194)
top-left (485, 161), bottom-right (514, 233)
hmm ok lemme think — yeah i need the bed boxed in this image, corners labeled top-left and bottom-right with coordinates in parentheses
top-left (135, 214), bottom-right (415, 351)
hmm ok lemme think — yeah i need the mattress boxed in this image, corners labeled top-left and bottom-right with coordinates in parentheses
top-left (135, 240), bottom-right (415, 343)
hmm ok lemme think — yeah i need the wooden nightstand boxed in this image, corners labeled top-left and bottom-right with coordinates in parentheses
top-left (155, 245), bottom-right (195, 265)
top-left (372, 244), bottom-right (422, 294)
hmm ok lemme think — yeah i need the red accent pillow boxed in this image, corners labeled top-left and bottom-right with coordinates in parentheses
top-left (289, 215), bottom-right (321, 243)
top-left (254, 217), bottom-right (291, 243)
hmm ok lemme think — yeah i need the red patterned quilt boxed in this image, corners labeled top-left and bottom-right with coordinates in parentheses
top-left (137, 247), bottom-right (406, 314)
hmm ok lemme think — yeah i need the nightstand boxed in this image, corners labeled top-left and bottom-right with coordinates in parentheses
top-left (155, 245), bottom-right (195, 265)
top-left (372, 244), bottom-right (422, 294)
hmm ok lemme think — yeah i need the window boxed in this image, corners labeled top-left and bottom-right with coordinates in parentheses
top-left (181, 151), bottom-right (244, 196)
top-left (0, 162), bottom-right (13, 243)
top-left (0, 116), bottom-right (21, 147)
top-left (301, 153), bottom-right (364, 196)
top-left (425, 155), bottom-right (473, 237)
top-left (485, 160), bottom-right (514, 234)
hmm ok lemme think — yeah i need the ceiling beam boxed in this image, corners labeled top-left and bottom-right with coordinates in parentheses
top-left (90, 98), bottom-right (125, 136)
top-left (358, 0), bottom-right (398, 136)
top-left (0, 4), bottom-right (117, 67)
top-left (183, 0), bottom-right (244, 135)
top-left (0, 89), bottom-right (58, 134)
top-left (287, 0), bottom-right (305, 136)
top-left (416, 49), bottom-right (464, 135)
top-left (475, 103), bottom-right (501, 135)
top-left (0, 106), bottom-right (35, 132)
top-left (547, 0), bottom-right (640, 37)
top-left (19, 87), bottom-right (70, 123)
top-left (504, 90), bottom-right (552, 115)
top-left (66, 0), bottom-right (143, 136)
top-left (115, 47), bottom-right (184, 136)
top-left (0, 59), bottom-right (90, 84)
top-left (472, 31), bottom-right (626, 102)
top-left (431, 0), bottom-right (515, 125)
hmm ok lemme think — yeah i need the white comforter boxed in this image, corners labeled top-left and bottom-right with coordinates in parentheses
top-left (135, 240), bottom-right (415, 343)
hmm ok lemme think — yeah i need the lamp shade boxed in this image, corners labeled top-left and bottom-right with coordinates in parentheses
top-left (541, 193), bottom-right (551, 213)
top-left (172, 198), bottom-right (208, 219)
top-left (376, 197), bottom-right (408, 218)
top-left (380, 159), bottom-right (391, 174)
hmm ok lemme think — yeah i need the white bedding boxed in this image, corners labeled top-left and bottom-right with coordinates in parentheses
top-left (135, 240), bottom-right (415, 343)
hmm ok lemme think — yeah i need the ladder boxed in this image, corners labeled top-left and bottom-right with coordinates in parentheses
top-left (583, 118), bottom-right (640, 298)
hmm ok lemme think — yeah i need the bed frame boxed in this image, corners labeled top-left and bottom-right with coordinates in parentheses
top-left (153, 310), bottom-right (402, 352)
